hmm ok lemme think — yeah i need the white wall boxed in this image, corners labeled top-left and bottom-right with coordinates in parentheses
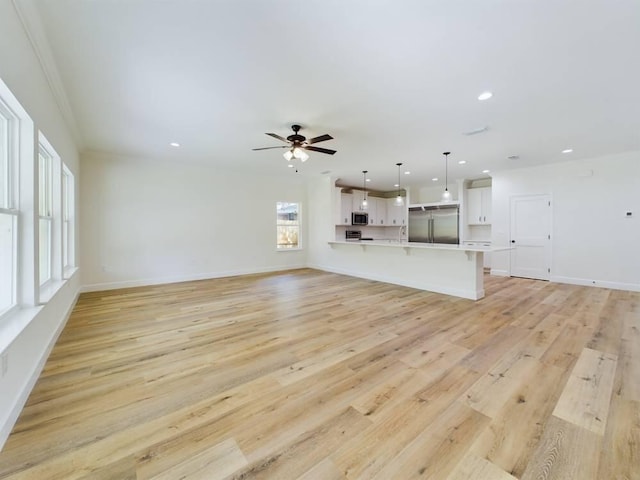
top-left (414, 182), bottom-right (461, 204)
top-left (491, 151), bottom-right (640, 290)
top-left (80, 152), bottom-right (307, 290)
top-left (0, 2), bottom-right (81, 448)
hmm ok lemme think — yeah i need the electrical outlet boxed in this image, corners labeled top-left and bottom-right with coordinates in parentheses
top-left (1, 353), bottom-right (7, 377)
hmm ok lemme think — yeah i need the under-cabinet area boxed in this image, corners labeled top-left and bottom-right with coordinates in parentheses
top-left (334, 187), bottom-right (407, 227)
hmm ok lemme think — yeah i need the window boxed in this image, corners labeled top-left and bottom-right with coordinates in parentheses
top-left (62, 165), bottom-right (74, 274)
top-left (38, 147), bottom-right (53, 286)
top-left (276, 202), bottom-right (300, 249)
top-left (0, 97), bottom-right (18, 315)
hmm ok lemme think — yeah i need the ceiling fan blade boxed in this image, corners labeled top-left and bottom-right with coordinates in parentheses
top-left (265, 133), bottom-right (290, 143)
top-left (306, 134), bottom-right (333, 144)
top-left (252, 146), bottom-right (288, 151)
top-left (304, 145), bottom-right (337, 155)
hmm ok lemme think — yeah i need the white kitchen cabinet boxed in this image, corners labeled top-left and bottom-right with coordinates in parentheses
top-left (374, 197), bottom-right (388, 225)
top-left (387, 198), bottom-right (407, 226)
top-left (352, 190), bottom-right (366, 213)
top-left (467, 187), bottom-right (492, 225)
top-left (366, 196), bottom-right (377, 225)
top-left (339, 192), bottom-right (352, 225)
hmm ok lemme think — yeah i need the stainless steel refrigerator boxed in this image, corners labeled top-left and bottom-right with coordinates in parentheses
top-left (408, 205), bottom-right (459, 244)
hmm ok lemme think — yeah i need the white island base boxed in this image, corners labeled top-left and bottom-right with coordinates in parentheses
top-left (327, 241), bottom-right (504, 300)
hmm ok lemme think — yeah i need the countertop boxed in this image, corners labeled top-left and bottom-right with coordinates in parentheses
top-left (329, 240), bottom-right (510, 252)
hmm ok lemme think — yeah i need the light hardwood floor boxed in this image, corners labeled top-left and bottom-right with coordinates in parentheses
top-left (0, 269), bottom-right (638, 479)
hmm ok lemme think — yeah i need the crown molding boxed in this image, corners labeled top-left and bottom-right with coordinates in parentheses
top-left (11, 0), bottom-right (84, 148)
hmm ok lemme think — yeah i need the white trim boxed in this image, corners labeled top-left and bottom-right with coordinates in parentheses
top-left (80, 265), bottom-right (308, 293)
top-left (0, 290), bottom-right (79, 450)
top-left (551, 275), bottom-right (640, 293)
top-left (10, 0), bottom-right (83, 147)
top-left (490, 269), bottom-right (510, 277)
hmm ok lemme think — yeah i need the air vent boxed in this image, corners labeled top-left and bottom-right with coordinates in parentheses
top-left (507, 155), bottom-right (520, 160)
top-left (463, 126), bottom-right (489, 136)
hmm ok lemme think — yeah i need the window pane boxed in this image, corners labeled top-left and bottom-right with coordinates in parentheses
top-left (277, 225), bottom-right (299, 248)
top-left (62, 220), bottom-right (68, 268)
top-left (0, 112), bottom-right (7, 209)
top-left (39, 151), bottom-right (52, 216)
top-left (276, 202), bottom-right (300, 249)
top-left (39, 217), bottom-right (51, 285)
top-left (0, 212), bottom-right (16, 313)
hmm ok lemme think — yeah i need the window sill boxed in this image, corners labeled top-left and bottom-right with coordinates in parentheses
top-left (39, 279), bottom-right (65, 304)
top-left (276, 248), bottom-right (303, 252)
top-left (0, 305), bottom-right (44, 355)
top-left (40, 268), bottom-right (78, 304)
top-left (63, 266), bottom-right (79, 281)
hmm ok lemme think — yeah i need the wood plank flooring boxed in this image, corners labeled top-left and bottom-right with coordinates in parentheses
top-left (0, 269), bottom-right (638, 479)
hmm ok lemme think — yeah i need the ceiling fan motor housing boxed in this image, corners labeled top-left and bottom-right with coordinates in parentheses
top-left (287, 125), bottom-right (305, 143)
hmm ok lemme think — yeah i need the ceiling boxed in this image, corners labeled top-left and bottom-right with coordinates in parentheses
top-left (25, 0), bottom-right (640, 191)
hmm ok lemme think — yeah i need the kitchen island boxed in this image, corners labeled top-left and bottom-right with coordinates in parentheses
top-left (327, 240), bottom-right (509, 300)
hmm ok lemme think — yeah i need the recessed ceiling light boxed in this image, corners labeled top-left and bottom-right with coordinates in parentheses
top-left (562, 148), bottom-right (573, 153)
top-left (482, 169), bottom-right (490, 173)
top-left (169, 142), bottom-right (180, 147)
top-left (366, 178), bottom-right (371, 182)
top-left (432, 177), bottom-right (438, 182)
top-left (404, 171), bottom-right (411, 175)
top-left (458, 160), bottom-right (466, 165)
top-left (394, 183), bottom-right (399, 187)
top-left (287, 164), bottom-right (294, 168)
top-left (478, 91), bottom-right (493, 101)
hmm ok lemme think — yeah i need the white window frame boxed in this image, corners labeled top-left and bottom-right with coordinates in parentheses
top-left (0, 95), bottom-right (19, 318)
top-left (38, 146), bottom-right (53, 288)
top-left (276, 201), bottom-right (302, 250)
top-left (61, 164), bottom-right (75, 276)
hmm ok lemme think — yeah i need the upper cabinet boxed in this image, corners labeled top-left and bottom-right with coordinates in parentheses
top-left (334, 187), bottom-right (407, 227)
top-left (467, 187), bottom-right (491, 225)
top-left (387, 198), bottom-right (407, 226)
top-left (351, 190), bottom-right (366, 212)
top-left (337, 191), bottom-right (352, 225)
top-left (369, 197), bottom-right (388, 225)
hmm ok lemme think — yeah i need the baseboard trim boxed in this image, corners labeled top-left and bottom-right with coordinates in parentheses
top-left (80, 265), bottom-right (308, 292)
top-left (490, 269), bottom-right (509, 277)
top-left (551, 276), bottom-right (640, 292)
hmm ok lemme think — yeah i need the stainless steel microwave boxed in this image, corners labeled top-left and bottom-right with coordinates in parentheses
top-left (352, 212), bottom-right (368, 225)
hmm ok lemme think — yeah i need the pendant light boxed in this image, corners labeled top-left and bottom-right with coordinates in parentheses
top-left (441, 152), bottom-right (452, 202)
top-left (394, 162), bottom-right (404, 206)
top-left (361, 170), bottom-right (368, 210)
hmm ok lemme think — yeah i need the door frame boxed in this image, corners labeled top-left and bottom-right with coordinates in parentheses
top-left (509, 193), bottom-right (552, 280)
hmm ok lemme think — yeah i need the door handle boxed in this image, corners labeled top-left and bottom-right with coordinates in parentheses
top-left (511, 240), bottom-right (516, 243)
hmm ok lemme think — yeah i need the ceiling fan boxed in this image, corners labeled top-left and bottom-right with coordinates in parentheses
top-left (252, 124), bottom-right (336, 162)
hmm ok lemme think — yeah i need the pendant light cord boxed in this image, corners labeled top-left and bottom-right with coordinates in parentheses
top-left (443, 152), bottom-right (450, 192)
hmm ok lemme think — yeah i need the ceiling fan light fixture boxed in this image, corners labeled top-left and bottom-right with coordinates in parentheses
top-left (283, 147), bottom-right (309, 162)
top-left (298, 150), bottom-right (309, 162)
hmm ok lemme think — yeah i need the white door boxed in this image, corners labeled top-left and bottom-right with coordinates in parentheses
top-left (510, 194), bottom-right (551, 280)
